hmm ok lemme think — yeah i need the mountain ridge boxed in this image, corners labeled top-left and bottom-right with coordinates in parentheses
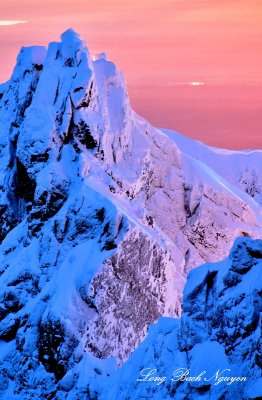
top-left (0, 29), bottom-right (261, 399)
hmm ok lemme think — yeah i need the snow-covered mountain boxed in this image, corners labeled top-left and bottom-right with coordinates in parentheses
top-left (0, 29), bottom-right (261, 399)
top-left (105, 237), bottom-right (262, 400)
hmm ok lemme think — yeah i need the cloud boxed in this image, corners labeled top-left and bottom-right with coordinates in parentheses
top-left (0, 20), bottom-right (27, 26)
top-left (189, 82), bottom-right (205, 86)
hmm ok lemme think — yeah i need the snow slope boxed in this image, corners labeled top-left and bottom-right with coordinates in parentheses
top-left (163, 129), bottom-right (262, 206)
top-left (0, 29), bottom-right (261, 398)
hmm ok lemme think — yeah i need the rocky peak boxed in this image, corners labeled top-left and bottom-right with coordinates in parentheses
top-left (0, 30), bottom-right (261, 399)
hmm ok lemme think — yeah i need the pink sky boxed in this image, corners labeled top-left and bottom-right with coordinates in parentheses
top-left (0, 0), bottom-right (261, 149)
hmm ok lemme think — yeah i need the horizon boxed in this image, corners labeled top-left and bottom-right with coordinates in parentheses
top-left (0, 0), bottom-right (261, 150)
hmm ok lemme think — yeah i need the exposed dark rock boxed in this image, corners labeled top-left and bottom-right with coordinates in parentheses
top-left (73, 86), bottom-right (84, 93)
top-left (31, 152), bottom-right (49, 163)
top-left (28, 185), bottom-right (68, 229)
top-left (95, 208), bottom-right (105, 222)
top-left (76, 81), bottom-right (94, 109)
top-left (74, 120), bottom-right (97, 149)
top-left (0, 318), bottom-right (20, 342)
top-left (223, 271), bottom-right (242, 288)
top-left (38, 319), bottom-right (78, 381)
top-left (15, 158), bottom-right (36, 202)
top-left (64, 58), bottom-right (74, 67)
top-left (33, 63), bottom-right (43, 71)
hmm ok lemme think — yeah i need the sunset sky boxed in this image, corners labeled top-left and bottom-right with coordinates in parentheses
top-left (0, 0), bottom-right (261, 149)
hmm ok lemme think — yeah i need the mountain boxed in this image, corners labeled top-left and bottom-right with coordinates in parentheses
top-left (0, 29), bottom-right (261, 399)
top-left (105, 237), bottom-right (262, 400)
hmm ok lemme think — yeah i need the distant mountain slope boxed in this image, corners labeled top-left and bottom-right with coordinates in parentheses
top-left (0, 30), bottom-right (261, 399)
top-left (163, 129), bottom-right (262, 206)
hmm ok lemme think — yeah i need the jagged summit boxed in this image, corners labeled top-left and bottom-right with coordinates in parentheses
top-left (61, 28), bottom-right (83, 44)
top-left (10, 28), bottom-right (87, 83)
top-left (0, 31), bottom-right (261, 399)
top-left (12, 29), bottom-right (89, 79)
